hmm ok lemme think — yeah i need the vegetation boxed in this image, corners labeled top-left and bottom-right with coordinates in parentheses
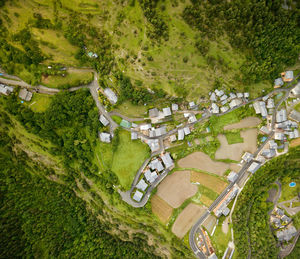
top-left (232, 147), bottom-right (300, 258)
top-left (278, 179), bottom-right (300, 203)
top-left (225, 131), bottom-right (243, 145)
top-left (26, 93), bottom-right (52, 112)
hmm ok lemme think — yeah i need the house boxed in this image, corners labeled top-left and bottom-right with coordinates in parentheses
top-left (189, 101), bottom-right (197, 110)
top-left (222, 207), bottom-right (230, 216)
top-left (140, 124), bottom-right (151, 131)
top-left (99, 132), bottom-right (111, 143)
top-left (253, 102), bottom-right (261, 114)
top-left (0, 84), bottom-right (14, 95)
top-left (210, 92), bottom-right (217, 102)
top-left (256, 155), bottom-right (266, 164)
top-left (281, 71), bottom-right (294, 82)
top-left (242, 152), bottom-right (254, 163)
top-left (262, 95), bottom-right (269, 102)
top-left (227, 171), bottom-right (238, 183)
top-left (169, 134), bottom-right (177, 142)
top-left (161, 153), bottom-right (174, 169)
top-left (132, 123), bottom-right (138, 128)
top-left (259, 101), bottom-right (268, 117)
top-left (133, 190), bottom-right (143, 202)
top-left (276, 109), bottom-right (287, 123)
top-left (275, 132), bottom-right (284, 140)
top-left (229, 93), bottom-right (236, 100)
top-left (220, 94), bottom-right (228, 101)
top-left (276, 208), bottom-right (284, 217)
top-left (184, 113), bottom-right (190, 118)
top-left (154, 126), bottom-right (167, 137)
top-left (281, 215), bottom-right (292, 224)
top-left (276, 226), bottom-right (297, 242)
top-left (269, 140), bottom-right (278, 149)
top-left (99, 115), bottom-right (109, 126)
top-left (178, 129), bottom-right (185, 140)
top-left (260, 126), bottom-right (270, 135)
top-left (163, 107), bottom-right (172, 117)
top-left (120, 119), bottom-right (131, 128)
top-left (229, 99), bottom-right (242, 109)
top-left (149, 158), bottom-right (164, 172)
top-left (289, 110), bottom-right (300, 122)
top-left (149, 108), bottom-right (159, 118)
top-left (267, 98), bottom-right (275, 109)
top-left (274, 78), bottom-right (284, 88)
top-left (221, 99), bottom-right (228, 106)
top-left (131, 132), bottom-right (138, 140)
top-left (248, 162), bottom-right (261, 173)
top-left (271, 217), bottom-right (281, 228)
top-left (104, 88), bottom-right (118, 104)
top-left (147, 139), bottom-right (160, 152)
top-left (261, 149), bottom-right (276, 159)
top-left (237, 93), bottom-right (243, 98)
top-left (211, 103), bottom-right (219, 114)
top-left (291, 82), bottom-right (300, 96)
top-left (136, 179), bottom-right (148, 191)
top-left (19, 88), bottom-right (32, 101)
top-left (293, 129), bottom-right (299, 138)
top-left (244, 92), bottom-right (250, 98)
top-left (188, 115), bottom-right (197, 123)
top-left (215, 89), bottom-right (224, 97)
top-left (172, 103), bottom-right (178, 111)
top-left (183, 127), bottom-right (191, 135)
top-left (221, 106), bottom-right (229, 113)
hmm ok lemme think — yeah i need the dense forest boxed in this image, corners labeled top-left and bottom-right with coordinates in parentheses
top-left (182, 0), bottom-right (300, 83)
top-left (232, 147), bottom-right (300, 258)
top-left (0, 116), bottom-right (159, 258)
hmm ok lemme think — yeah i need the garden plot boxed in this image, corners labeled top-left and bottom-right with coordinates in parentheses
top-left (171, 203), bottom-right (206, 238)
top-left (223, 116), bottom-right (261, 130)
top-left (157, 171), bottom-right (197, 208)
top-left (215, 129), bottom-right (257, 161)
top-left (151, 195), bottom-right (173, 224)
top-left (178, 152), bottom-right (239, 176)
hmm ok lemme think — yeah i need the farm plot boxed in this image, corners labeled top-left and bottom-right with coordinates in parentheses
top-left (223, 117), bottom-right (261, 130)
top-left (157, 171), bottom-right (198, 208)
top-left (172, 203), bottom-right (206, 238)
top-left (190, 171), bottom-right (227, 194)
top-left (290, 137), bottom-right (300, 147)
top-left (178, 152), bottom-right (238, 176)
top-left (215, 129), bottom-right (257, 161)
top-left (202, 214), bottom-right (217, 234)
top-left (151, 195), bottom-right (173, 224)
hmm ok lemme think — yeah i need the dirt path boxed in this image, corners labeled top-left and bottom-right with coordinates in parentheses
top-left (215, 129), bottom-right (257, 161)
top-left (224, 117), bottom-right (261, 130)
top-left (222, 217), bottom-right (229, 234)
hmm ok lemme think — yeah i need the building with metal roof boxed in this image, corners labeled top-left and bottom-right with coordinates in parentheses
top-left (140, 124), bottom-right (151, 131)
top-left (253, 102), bottom-right (261, 114)
top-left (227, 171), bottom-right (238, 183)
top-left (291, 82), bottom-right (300, 96)
top-left (260, 126), bottom-right (270, 135)
top-left (189, 101), bottom-right (197, 110)
top-left (221, 106), bottom-right (229, 113)
top-left (242, 152), bottom-right (254, 163)
top-left (188, 115), bottom-right (197, 123)
top-left (269, 140), bottom-right (278, 149)
top-left (120, 119), bottom-right (131, 128)
top-left (229, 93), bottom-right (236, 99)
top-left (149, 158), bottom-right (164, 172)
top-left (276, 109), bottom-right (287, 123)
top-left (19, 88), bottom-right (32, 101)
top-left (244, 92), bottom-right (249, 98)
top-left (163, 107), bottom-right (172, 117)
top-left (161, 152), bottom-right (174, 169)
top-left (237, 93), bottom-right (243, 98)
top-left (172, 103), bottom-right (178, 111)
top-left (99, 114), bottom-right (109, 126)
top-left (261, 149), bottom-right (276, 159)
top-left (149, 108), bottom-right (159, 118)
top-left (0, 84), bottom-right (14, 95)
top-left (274, 78), bottom-right (284, 88)
top-left (178, 129), bottom-right (185, 140)
top-left (169, 134), bottom-right (176, 142)
top-left (259, 101), bottom-right (268, 117)
top-left (220, 94), bottom-right (228, 101)
top-left (282, 70), bottom-right (294, 82)
top-left (267, 98), bottom-right (275, 109)
top-left (221, 99), bottom-right (228, 106)
top-left (99, 132), bottom-right (111, 143)
top-left (229, 99), bottom-right (242, 109)
top-left (133, 190), bottom-right (143, 202)
top-left (147, 139), bottom-right (160, 152)
top-left (276, 226), bottom-right (297, 242)
top-left (104, 88), bottom-right (118, 104)
top-left (210, 92), bottom-right (217, 102)
top-left (211, 103), bottom-right (219, 114)
top-left (275, 132), bottom-right (284, 140)
top-left (136, 179), bottom-right (148, 191)
top-left (290, 110), bottom-right (300, 122)
top-left (248, 162), bottom-right (261, 174)
top-left (131, 132), bottom-right (138, 140)
top-left (183, 127), bottom-right (191, 135)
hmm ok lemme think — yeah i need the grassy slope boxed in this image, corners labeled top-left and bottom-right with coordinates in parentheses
top-left (278, 179), bottom-right (300, 203)
top-left (1, 0), bottom-right (271, 98)
top-left (26, 93), bottom-right (52, 112)
top-left (111, 130), bottom-right (150, 189)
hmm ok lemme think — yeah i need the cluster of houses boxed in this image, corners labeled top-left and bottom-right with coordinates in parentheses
top-left (240, 152), bottom-right (262, 174)
top-left (274, 70), bottom-right (294, 88)
top-left (213, 185), bottom-right (239, 217)
top-left (148, 106), bottom-right (173, 123)
top-left (132, 152), bottom-right (174, 202)
top-left (0, 83), bottom-right (14, 96)
top-left (99, 114), bottom-right (112, 143)
top-left (270, 207), bottom-right (297, 242)
top-left (274, 108), bottom-right (299, 141)
top-left (209, 89), bottom-right (249, 114)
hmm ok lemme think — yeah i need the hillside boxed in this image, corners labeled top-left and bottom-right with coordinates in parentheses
top-left (0, 0), bottom-right (299, 99)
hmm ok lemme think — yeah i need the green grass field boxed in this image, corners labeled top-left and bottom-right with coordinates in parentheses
top-left (27, 93), bottom-right (52, 112)
top-left (111, 130), bottom-right (150, 190)
top-left (115, 101), bottom-right (147, 118)
top-left (278, 179), bottom-right (300, 203)
top-left (42, 71), bottom-right (93, 89)
top-left (295, 103), bottom-right (300, 112)
top-left (225, 131), bottom-right (244, 144)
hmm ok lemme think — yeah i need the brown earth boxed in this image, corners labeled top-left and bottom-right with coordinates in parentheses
top-left (151, 195), bottom-right (173, 224)
top-left (172, 203), bottom-right (206, 238)
top-left (215, 129), bottom-right (257, 161)
top-left (190, 171), bottom-right (227, 194)
top-left (224, 116), bottom-right (261, 130)
top-left (157, 171), bottom-right (198, 208)
top-left (200, 195), bottom-right (214, 207)
top-left (178, 151), bottom-right (239, 176)
top-left (290, 137), bottom-right (300, 147)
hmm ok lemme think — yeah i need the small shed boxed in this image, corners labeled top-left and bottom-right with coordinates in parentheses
top-left (99, 115), bottom-right (109, 126)
top-left (133, 190), bottom-right (143, 202)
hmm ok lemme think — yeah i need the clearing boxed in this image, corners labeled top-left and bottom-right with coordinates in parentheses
top-left (202, 215), bottom-right (217, 234)
top-left (151, 195), bottom-right (173, 224)
top-left (28, 93), bottom-right (52, 112)
top-left (157, 171), bottom-right (198, 208)
top-left (223, 116), bottom-right (261, 130)
top-left (215, 129), bottom-right (257, 161)
top-left (42, 70), bottom-right (93, 89)
top-left (178, 152), bottom-right (239, 176)
top-left (278, 179), bottom-right (300, 203)
top-left (190, 171), bottom-right (227, 194)
top-left (111, 130), bottom-right (150, 190)
top-left (171, 203), bottom-right (206, 238)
